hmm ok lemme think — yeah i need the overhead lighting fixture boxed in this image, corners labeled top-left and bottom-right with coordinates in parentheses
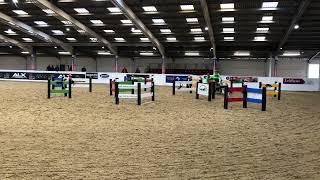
top-left (90, 38), bottom-right (98, 42)
top-left (34, 21), bottom-right (48, 26)
top-left (190, 28), bottom-right (202, 33)
top-left (140, 52), bottom-right (154, 56)
top-left (104, 29), bottom-right (115, 33)
top-left (131, 28), bottom-right (142, 33)
top-left (61, 20), bottom-right (72, 25)
top-left (223, 28), bottom-right (235, 33)
top-left (234, 51), bottom-right (250, 56)
top-left (58, 51), bottom-right (71, 55)
top-left (107, 7), bottom-right (121, 13)
top-left (254, 36), bottom-right (266, 41)
top-left (160, 29), bottom-right (171, 33)
top-left (180, 5), bottom-right (194, 11)
top-left (121, 19), bottom-right (132, 24)
top-left (90, 20), bottom-right (104, 24)
top-left (52, 30), bottom-right (64, 35)
top-left (152, 19), bottom-right (165, 24)
top-left (4, 29), bottom-right (17, 35)
top-left (205, 27), bottom-right (208, 31)
top-left (166, 37), bottom-right (177, 41)
top-left (22, 38), bottom-right (33, 42)
top-left (114, 37), bottom-right (125, 41)
top-left (224, 37), bottom-right (234, 41)
top-left (185, 52), bottom-right (199, 56)
top-left (77, 29), bottom-right (86, 33)
top-left (261, 16), bottom-right (273, 23)
top-left (140, 38), bottom-right (150, 41)
top-left (97, 51), bottom-right (111, 55)
top-left (12, 10), bottom-right (28, 15)
top-left (222, 17), bottom-right (234, 23)
top-left (21, 51), bottom-right (29, 54)
top-left (194, 37), bottom-right (205, 41)
top-left (220, 3), bottom-right (235, 11)
top-left (282, 51), bottom-right (301, 56)
top-left (262, 2), bottom-right (279, 8)
top-left (66, 37), bottom-right (76, 41)
top-left (142, 6), bottom-right (157, 12)
top-left (74, 8), bottom-right (89, 14)
top-left (186, 18), bottom-right (198, 23)
top-left (256, 27), bottom-right (270, 33)
top-left (294, 24), bottom-right (299, 29)
top-left (66, 28), bottom-right (70, 31)
top-left (43, 9), bottom-right (55, 14)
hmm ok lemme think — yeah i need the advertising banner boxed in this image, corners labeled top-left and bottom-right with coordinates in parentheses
top-left (197, 83), bottom-right (209, 96)
top-left (165, 75), bottom-right (190, 83)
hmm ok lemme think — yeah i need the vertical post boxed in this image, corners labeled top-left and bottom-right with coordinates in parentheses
top-left (144, 77), bottom-right (147, 91)
top-left (115, 82), bottom-right (119, 104)
top-left (278, 83), bottom-right (281, 100)
top-left (68, 80), bottom-right (72, 98)
top-left (161, 56), bottom-right (166, 74)
top-left (224, 86), bottom-right (228, 109)
top-left (89, 77), bottom-right (92, 92)
top-left (172, 79), bottom-right (176, 95)
top-left (137, 83), bottom-right (141, 105)
top-left (268, 55), bottom-right (273, 77)
top-left (243, 85), bottom-right (247, 108)
top-left (196, 82), bottom-right (199, 99)
top-left (262, 87), bottom-right (267, 111)
top-left (48, 80), bottom-right (51, 99)
top-left (71, 54), bottom-right (76, 71)
top-left (213, 57), bottom-right (216, 74)
top-left (109, 79), bottom-right (113, 96)
top-left (131, 80), bottom-right (135, 94)
top-left (212, 81), bottom-right (216, 99)
top-left (63, 81), bottom-right (67, 97)
top-left (208, 82), bottom-right (212, 102)
top-left (30, 48), bottom-right (37, 70)
top-left (259, 82), bottom-right (262, 88)
top-left (151, 81), bottom-right (155, 101)
top-left (115, 55), bottom-right (119, 72)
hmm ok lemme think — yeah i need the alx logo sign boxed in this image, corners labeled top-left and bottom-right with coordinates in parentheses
top-left (199, 85), bottom-right (208, 92)
top-left (100, 74), bottom-right (109, 78)
top-left (12, 73), bottom-right (27, 79)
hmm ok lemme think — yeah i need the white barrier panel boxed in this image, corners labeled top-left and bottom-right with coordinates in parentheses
top-left (175, 81), bottom-right (193, 85)
top-left (247, 93), bottom-right (262, 100)
top-left (118, 84), bottom-right (136, 89)
top-left (197, 83), bottom-right (209, 96)
top-left (118, 94), bottom-right (137, 99)
top-left (141, 93), bottom-right (153, 98)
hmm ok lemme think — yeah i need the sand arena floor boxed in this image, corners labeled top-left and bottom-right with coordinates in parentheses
top-left (0, 81), bottom-right (319, 179)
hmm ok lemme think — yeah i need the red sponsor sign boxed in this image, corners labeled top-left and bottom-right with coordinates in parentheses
top-left (283, 78), bottom-right (305, 84)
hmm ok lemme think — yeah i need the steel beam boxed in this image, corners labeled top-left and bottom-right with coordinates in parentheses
top-left (0, 11), bottom-right (73, 53)
top-left (199, 0), bottom-right (217, 59)
top-left (110, 0), bottom-right (165, 58)
top-left (0, 34), bottom-right (32, 53)
top-left (33, 0), bottom-right (117, 55)
top-left (277, 0), bottom-right (311, 50)
top-left (309, 51), bottom-right (320, 62)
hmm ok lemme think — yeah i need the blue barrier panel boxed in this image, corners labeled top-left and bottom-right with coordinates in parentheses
top-left (247, 88), bottom-right (262, 94)
top-left (247, 98), bottom-right (262, 103)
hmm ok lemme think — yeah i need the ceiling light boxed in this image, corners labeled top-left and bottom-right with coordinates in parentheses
top-left (262, 2), bottom-right (278, 8)
top-left (52, 30), bottom-right (64, 35)
top-left (205, 27), bottom-right (208, 31)
top-left (43, 9), bottom-right (55, 14)
top-left (294, 24), bottom-right (299, 29)
top-left (220, 3), bottom-right (234, 9)
top-left (180, 5), bottom-right (194, 11)
top-left (107, 7), bottom-right (121, 13)
top-left (261, 16), bottom-right (273, 23)
top-left (22, 38), bottom-right (33, 42)
top-left (190, 28), bottom-right (202, 32)
top-left (131, 28), bottom-right (142, 33)
top-left (54, 46), bottom-right (57, 49)
top-left (140, 52), bottom-right (154, 56)
top-left (21, 51), bottom-right (29, 54)
top-left (254, 36), bottom-right (266, 41)
top-left (222, 17), bottom-right (234, 22)
top-left (121, 19), bottom-right (132, 24)
top-left (152, 19), bottom-right (165, 24)
top-left (104, 29), bottom-right (115, 33)
top-left (194, 37), bottom-right (205, 41)
top-left (160, 29), bottom-right (171, 33)
top-left (114, 38), bottom-right (125, 41)
top-left (166, 37), bottom-right (177, 41)
top-left (12, 10), bottom-right (28, 15)
top-left (186, 18), bottom-right (198, 23)
top-left (97, 51), bottom-right (111, 55)
top-left (224, 37), bottom-right (234, 41)
top-left (223, 28), bottom-right (234, 33)
top-left (66, 37), bottom-right (76, 41)
top-left (140, 38), bottom-right (150, 41)
top-left (77, 29), bottom-right (86, 33)
top-left (74, 8), bottom-right (89, 14)
top-left (61, 20), bottom-right (72, 25)
top-left (282, 51), bottom-right (300, 56)
top-left (234, 51), bottom-right (250, 56)
top-left (58, 51), bottom-right (71, 55)
top-left (256, 27), bottom-right (269, 33)
top-left (90, 20), bottom-right (104, 24)
top-left (90, 38), bottom-right (98, 42)
top-left (34, 21), bottom-right (48, 26)
top-left (142, 6), bottom-right (157, 12)
top-left (66, 28), bottom-right (70, 31)
top-left (185, 52), bottom-right (199, 56)
top-left (4, 29), bottom-right (17, 35)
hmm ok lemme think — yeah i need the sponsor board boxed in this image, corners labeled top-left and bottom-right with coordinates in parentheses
top-left (225, 76), bottom-right (258, 82)
top-left (166, 75), bottom-right (190, 83)
top-left (197, 83), bottom-right (209, 96)
top-left (0, 71), bottom-right (85, 80)
top-left (283, 78), bottom-right (305, 84)
top-left (86, 72), bottom-right (98, 79)
top-left (99, 73), bottom-right (110, 79)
